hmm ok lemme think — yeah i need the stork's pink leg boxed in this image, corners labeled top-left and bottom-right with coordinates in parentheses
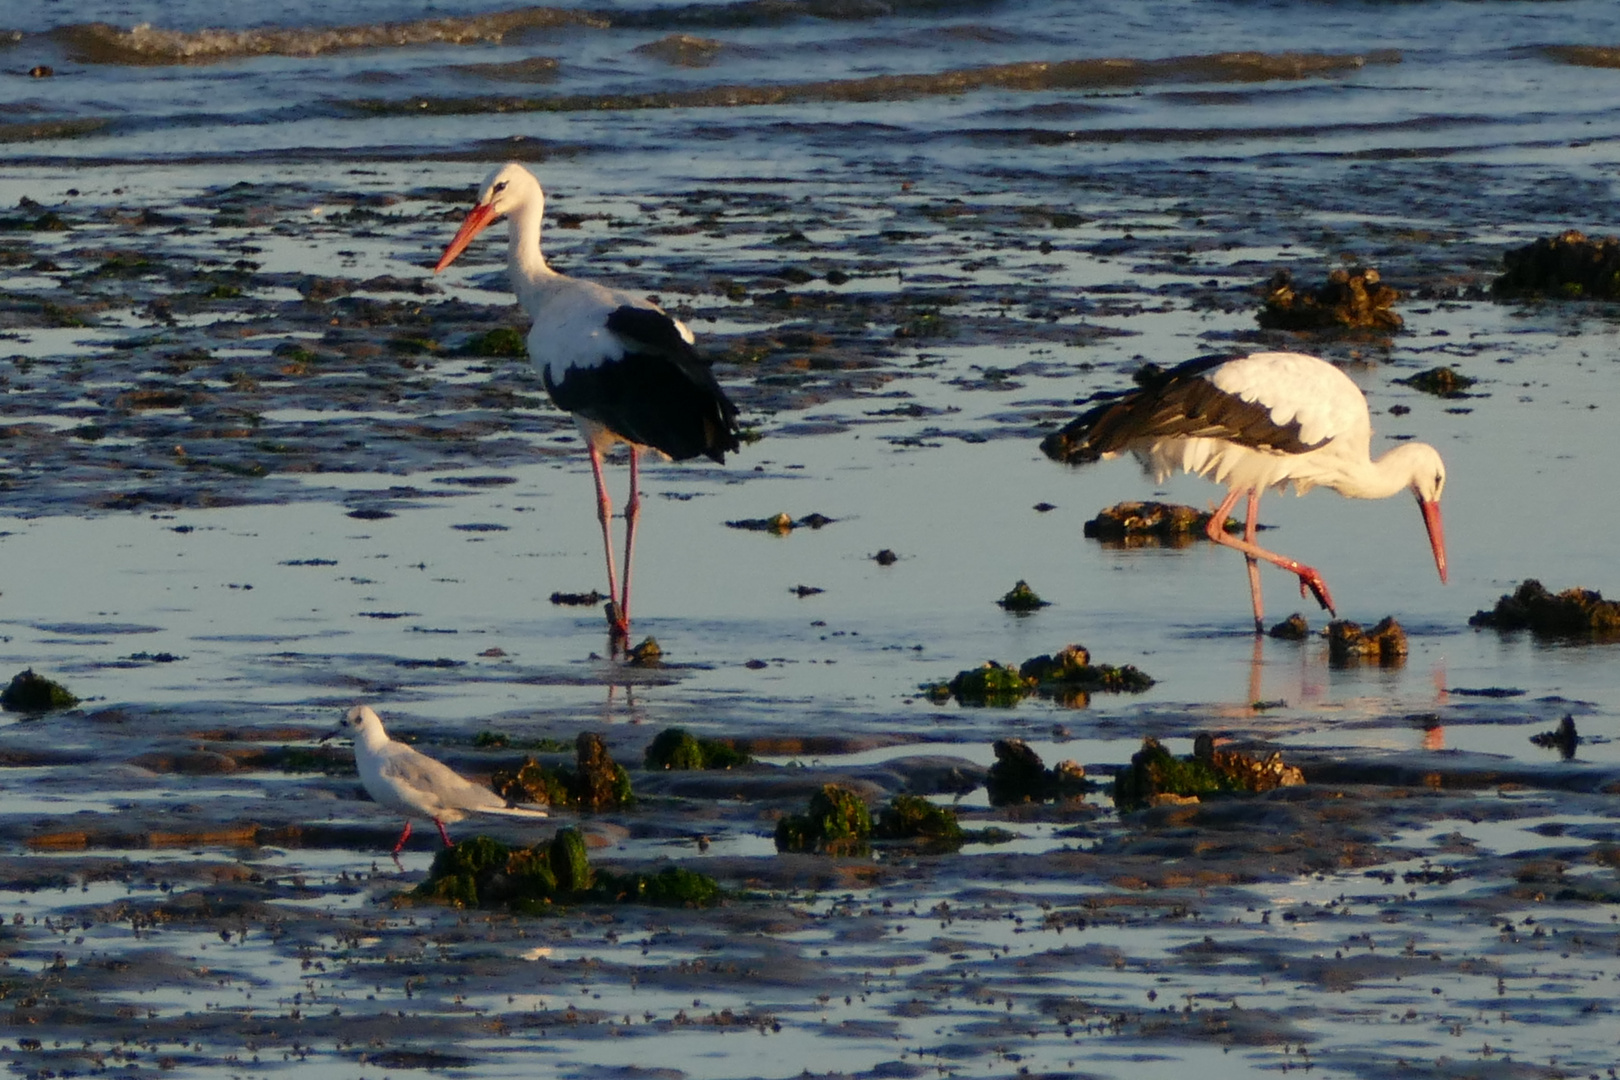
top-left (1243, 488), bottom-right (1264, 632)
top-left (435, 819), bottom-right (454, 848)
top-left (587, 445), bottom-right (629, 640)
top-left (1206, 488), bottom-right (1336, 627)
top-left (619, 448), bottom-right (641, 634)
top-left (391, 819), bottom-right (413, 855)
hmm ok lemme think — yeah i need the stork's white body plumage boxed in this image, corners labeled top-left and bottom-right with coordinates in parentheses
top-left (435, 164), bottom-right (739, 644)
top-left (324, 705), bottom-right (547, 854)
top-left (1042, 351), bottom-right (1449, 630)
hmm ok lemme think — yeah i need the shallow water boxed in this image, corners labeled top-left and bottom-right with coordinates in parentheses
top-left (4, 0), bottom-right (1620, 1077)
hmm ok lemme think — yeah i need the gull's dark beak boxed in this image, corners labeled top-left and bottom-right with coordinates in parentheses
top-left (319, 726), bottom-right (343, 744)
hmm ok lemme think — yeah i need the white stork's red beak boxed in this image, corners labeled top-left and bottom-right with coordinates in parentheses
top-left (1419, 498), bottom-right (1447, 584)
top-left (434, 202), bottom-right (498, 273)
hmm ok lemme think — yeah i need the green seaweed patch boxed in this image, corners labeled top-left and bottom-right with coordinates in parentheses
top-left (473, 731), bottom-right (572, 753)
top-left (492, 732), bottom-right (633, 811)
top-left (1470, 579), bottom-right (1620, 638)
top-left (1112, 734), bottom-right (1305, 812)
top-left (1019, 644), bottom-right (1155, 696)
top-left (410, 828), bottom-right (718, 912)
top-left (924, 661), bottom-right (1030, 707)
top-left (1397, 366), bottom-right (1475, 397)
top-left (997, 580), bottom-right (1049, 612)
top-left (985, 738), bottom-right (1091, 805)
top-left (924, 644), bottom-right (1153, 708)
top-left (645, 727), bottom-right (752, 770)
top-left (0, 670), bottom-right (78, 713)
top-left (873, 794), bottom-right (963, 844)
top-left (460, 326), bottom-right (527, 357)
top-left (774, 783), bottom-right (872, 856)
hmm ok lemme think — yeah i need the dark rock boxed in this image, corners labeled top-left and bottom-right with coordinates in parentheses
top-left (1084, 500), bottom-right (1239, 546)
top-left (1470, 579), bottom-right (1620, 637)
top-left (548, 589), bottom-right (604, 606)
top-left (1258, 266), bottom-right (1402, 331)
top-left (492, 732), bottom-right (633, 811)
top-left (1327, 617), bottom-right (1408, 664)
top-left (1397, 366), bottom-right (1475, 397)
top-left (1113, 735), bottom-right (1303, 811)
top-left (985, 738), bottom-right (1089, 805)
top-left (0, 670), bottom-right (78, 713)
top-left (1268, 613), bottom-right (1309, 640)
top-left (1492, 230), bottom-right (1620, 300)
top-left (1529, 715), bottom-right (1580, 760)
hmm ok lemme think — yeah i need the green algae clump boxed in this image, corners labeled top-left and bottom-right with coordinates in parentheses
top-left (874, 794), bottom-right (964, 844)
top-left (1, 669), bottom-right (79, 713)
top-left (1113, 735), bottom-right (1304, 812)
top-left (996, 579), bottom-right (1050, 612)
top-left (645, 727), bottom-right (752, 770)
top-left (925, 644), bottom-right (1155, 708)
top-left (462, 326), bottom-right (527, 357)
top-left (774, 783), bottom-right (872, 856)
top-left (1470, 579), bottom-right (1620, 638)
top-left (412, 827), bottom-right (720, 912)
top-left (926, 661), bottom-right (1031, 707)
top-left (597, 865), bottom-right (721, 907)
top-left (1019, 643), bottom-right (1155, 698)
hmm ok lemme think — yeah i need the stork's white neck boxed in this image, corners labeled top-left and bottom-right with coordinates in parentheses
top-left (505, 196), bottom-right (558, 311)
top-left (1336, 441), bottom-right (1440, 501)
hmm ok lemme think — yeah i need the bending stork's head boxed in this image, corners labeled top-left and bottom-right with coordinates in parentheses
top-left (434, 163), bottom-right (542, 273)
top-left (1405, 442), bottom-right (1448, 585)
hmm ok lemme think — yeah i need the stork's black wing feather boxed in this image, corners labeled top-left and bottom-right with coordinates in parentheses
top-left (545, 306), bottom-right (741, 463)
top-left (1040, 354), bottom-right (1323, 465)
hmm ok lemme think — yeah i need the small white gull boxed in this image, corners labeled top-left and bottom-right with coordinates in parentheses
top-left (322, 705), bottom-right (547, 854)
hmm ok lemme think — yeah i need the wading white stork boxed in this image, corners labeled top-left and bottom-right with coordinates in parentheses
top-left (322, 705), bottom-right (548, 855)
top-left (1040, 351), bottom-right (1448, 631)
top-left (434, 163), bottom-right (740, 643)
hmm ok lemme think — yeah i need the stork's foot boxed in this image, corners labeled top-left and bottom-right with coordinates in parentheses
top-left (603, 600), bottom-right (630, 644)
top-left (1296, 568), bottom-right (1336, 616)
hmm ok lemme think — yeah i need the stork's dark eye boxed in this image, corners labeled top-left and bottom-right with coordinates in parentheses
top-left (492, 181), bottom-right (508, 194)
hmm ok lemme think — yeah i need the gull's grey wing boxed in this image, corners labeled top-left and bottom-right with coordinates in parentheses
top-left (375, 743), bottom-right (506, 814)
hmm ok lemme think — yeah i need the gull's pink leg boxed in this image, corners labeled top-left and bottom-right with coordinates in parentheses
top-left (620, 449), bottom-right (641, 633)
top-left (435, 819), bottom-right (454, 848)
top-left (1206, 487), bottom-right (1335, 627)
top-left (587, 445), bottom-right (628, 640)
top-left (391, 819), bottom-right (413, 855)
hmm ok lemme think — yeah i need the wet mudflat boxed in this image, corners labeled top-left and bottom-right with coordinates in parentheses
top-left (6, 0), bottom-right (1620, 1075)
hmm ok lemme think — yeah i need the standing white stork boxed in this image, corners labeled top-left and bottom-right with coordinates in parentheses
top-left (434, 163), bottom-right (741, 644)
top-left (1040, 351), bottom-right (1448, 631)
